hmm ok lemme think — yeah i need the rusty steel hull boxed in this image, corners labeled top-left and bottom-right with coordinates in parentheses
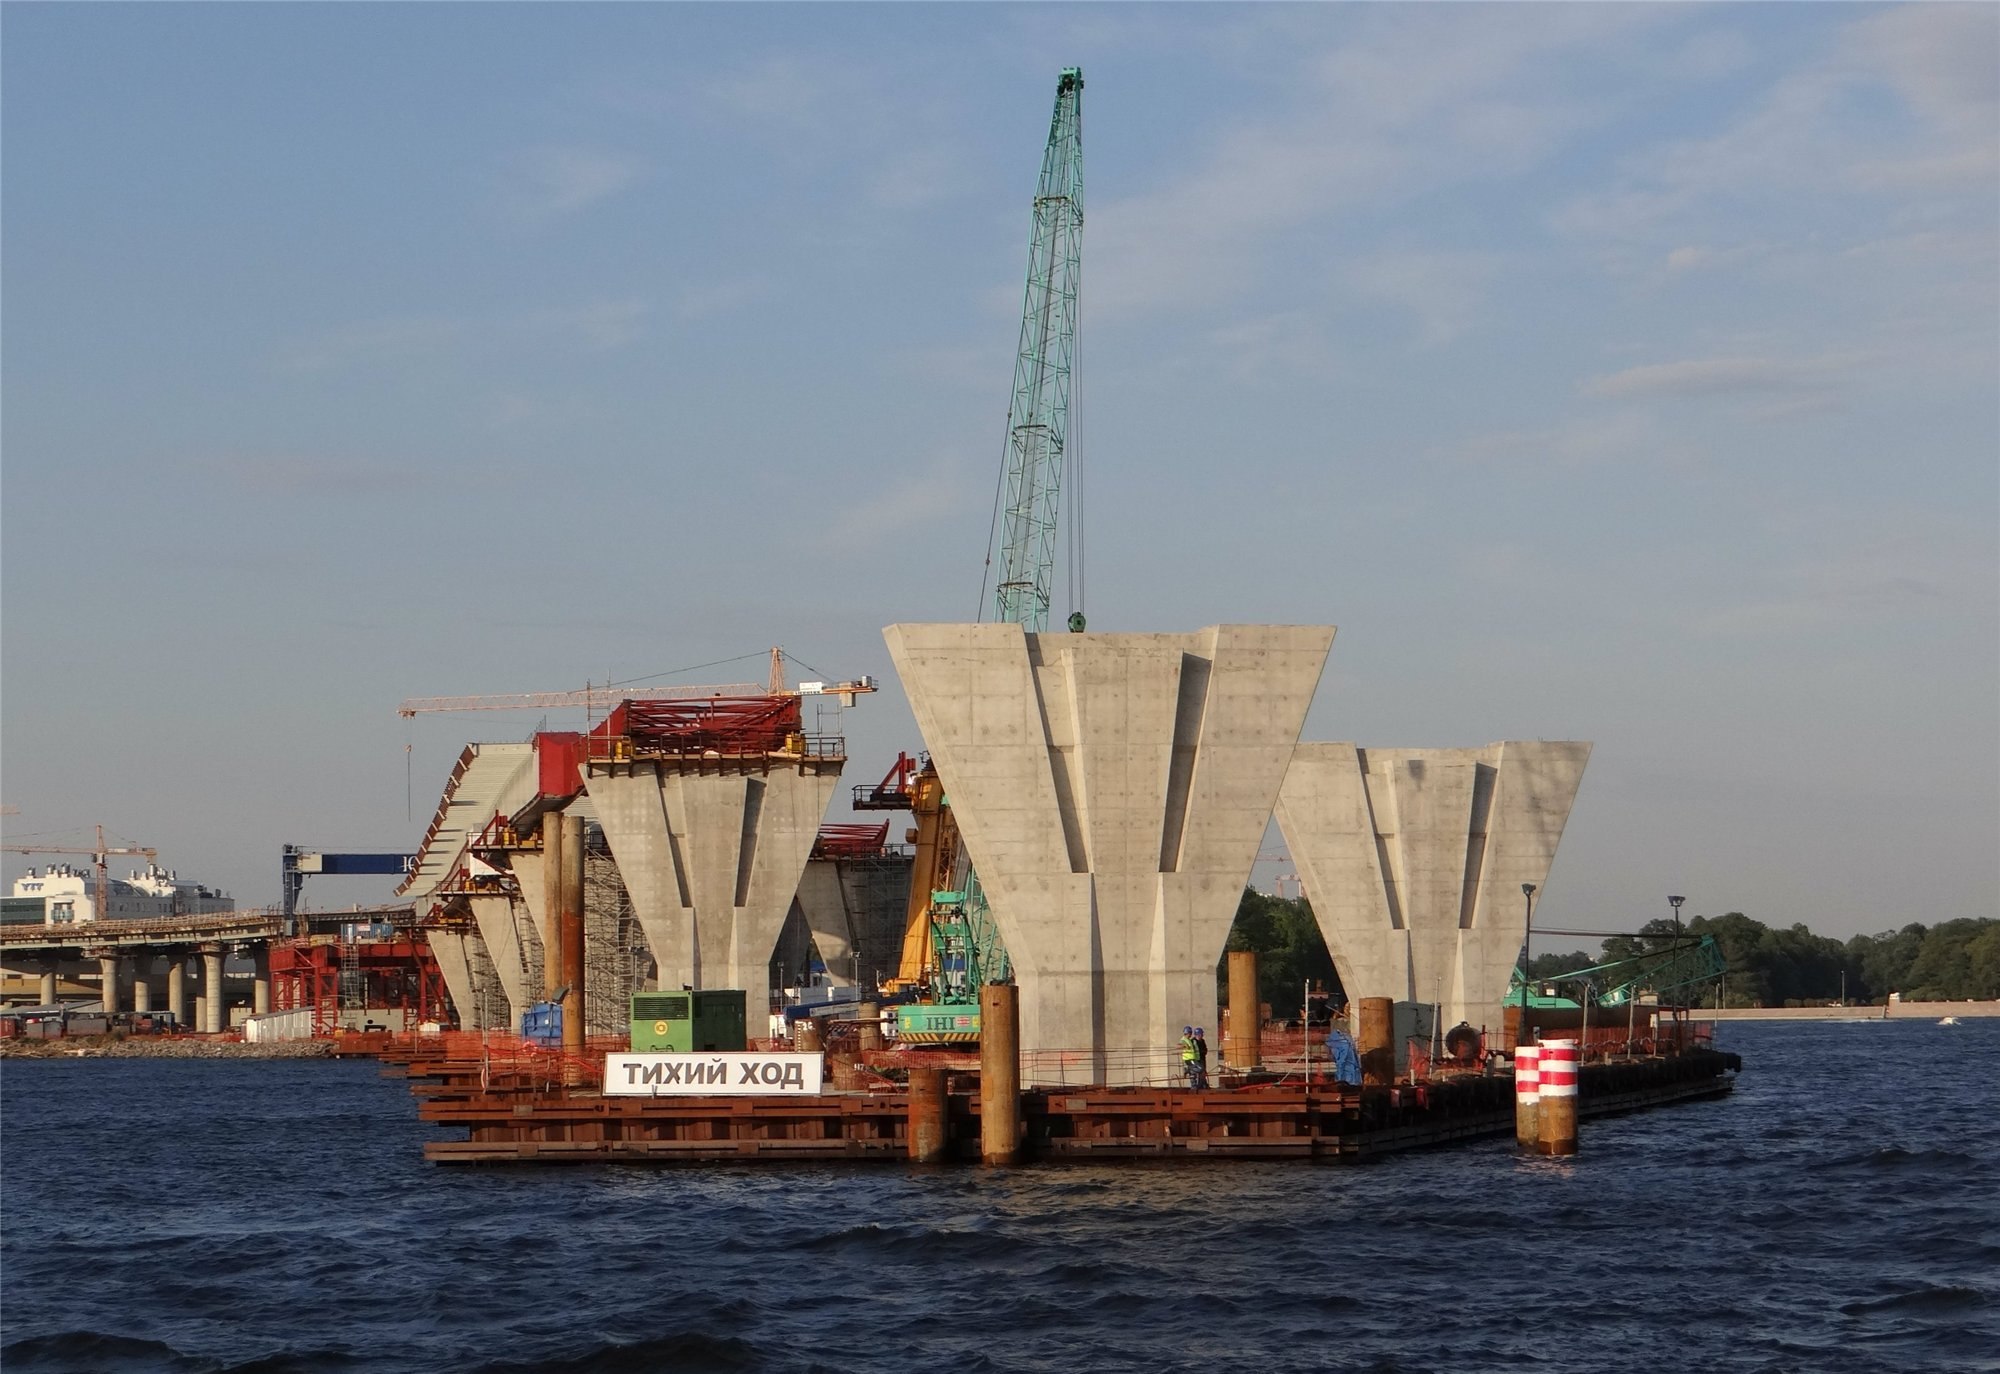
top-left (397, 1046), bottom-right (1737, 1166)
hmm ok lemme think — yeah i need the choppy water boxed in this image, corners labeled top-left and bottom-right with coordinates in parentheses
top-left (3, 1021), bottom-right (1996, 1373)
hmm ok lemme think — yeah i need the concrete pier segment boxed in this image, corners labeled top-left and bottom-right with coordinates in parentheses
top-left (587, 764), bottom-right (842, 993)
top-left (425, 929), bottom-right (478, 1031)
top-left (792, 855), bottom-right (913, 988)
top-left (465, 893), bottom-right (534, 1026)
top-left (1275, 741), bottom-right (1590, 1030)
top-left (885, 623), bottom-right (1333, 1084)
top-left (793, 861), bottom-right (857, 985)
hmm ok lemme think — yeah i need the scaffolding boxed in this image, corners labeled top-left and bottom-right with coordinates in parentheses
top-left (584, 823), bottom-right (645, 1036)
top-left (465, 931), bottom-right (508, 1032)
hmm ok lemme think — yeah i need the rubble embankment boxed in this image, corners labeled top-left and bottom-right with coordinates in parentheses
top-left (0, 1036), bottom-right (334, 1060)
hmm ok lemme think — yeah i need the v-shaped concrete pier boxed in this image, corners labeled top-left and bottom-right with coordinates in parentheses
top-left (1275, 741), bottom-right (1590, 1030)
top-left (886, 623), bottom-right (1333, 1084)
top-left (587, 765), bottom-right (841, 993)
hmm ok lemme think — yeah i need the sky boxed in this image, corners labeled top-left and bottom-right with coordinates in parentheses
top-left (3, 3), bottom-right (1994, 942)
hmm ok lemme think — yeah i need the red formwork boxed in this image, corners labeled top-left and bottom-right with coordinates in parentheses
top-left (589, 696), bottom-right (804, 757)
top-left (811, 822), bottom-right (891, 860)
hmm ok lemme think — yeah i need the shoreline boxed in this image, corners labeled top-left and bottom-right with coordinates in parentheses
top-left (0, 1037), bottom-right (335, 1060)
top-left (1686, 1000), bottom-right (2000, 1022)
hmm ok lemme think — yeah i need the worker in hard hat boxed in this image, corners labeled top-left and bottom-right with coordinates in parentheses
top-left (1193, 1028), bottom-right (1211, 1089)
top-left (1179, 1026), bottom-right (1200, 1089)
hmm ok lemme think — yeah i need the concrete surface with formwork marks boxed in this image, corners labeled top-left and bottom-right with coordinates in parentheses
top-left (886, 622), bottom-right (1333, 1085)
top-left (1275, 741), bottom-right (1590, 1031)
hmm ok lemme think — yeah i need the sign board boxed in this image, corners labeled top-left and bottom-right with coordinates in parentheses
top-left (603, 1051), bottom-right (824, 1097)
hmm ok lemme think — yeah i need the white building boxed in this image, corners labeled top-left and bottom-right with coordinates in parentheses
top-left (9, 864), bottom-right (233, 924)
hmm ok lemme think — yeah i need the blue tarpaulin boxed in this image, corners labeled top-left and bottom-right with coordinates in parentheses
top-left (1324, 1030), bottom-right (1361, 1085)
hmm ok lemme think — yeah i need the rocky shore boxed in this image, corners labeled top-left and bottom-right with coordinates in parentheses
top-left (0, 1036), bottom-right (334, 1060)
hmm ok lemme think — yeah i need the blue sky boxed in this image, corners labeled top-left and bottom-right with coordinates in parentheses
top-left (4, 4), bottom-right (1994, 941)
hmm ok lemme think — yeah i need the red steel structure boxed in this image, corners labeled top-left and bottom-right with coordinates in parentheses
top-left (811, 822), bottom-right (892, 861)
top-left (271, 936), bottom-right (447, 1038)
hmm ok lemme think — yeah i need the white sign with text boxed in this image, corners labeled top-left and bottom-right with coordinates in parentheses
top-left (603, 1052), bottom-right (824, 1096)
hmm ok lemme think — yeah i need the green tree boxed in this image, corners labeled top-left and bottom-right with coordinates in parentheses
top-left (1527, 949), bottom-right (1597, 981)
top-left (1964, 925), bottom-right (2000, 1000)
top-left (1217, 888), bottom-right (1341, 1018)
top-left (1901, 918), bottom-right (1993, 1000)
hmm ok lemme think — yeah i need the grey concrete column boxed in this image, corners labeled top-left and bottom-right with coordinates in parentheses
top-left (39, 968), bottom-right (58, 1006)
top-left (98, 955), bottom-right (122, 1014)
top-left (202, 948), bottom-right (226, 1033)
top-left (131, 958), bottom-right (153, 1013)
top-left (167, 957), bottom-right (187, 1025)
top-left (252, 945), bottom-right (271, 1015)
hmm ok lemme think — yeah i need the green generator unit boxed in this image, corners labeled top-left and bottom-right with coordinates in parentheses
top-left (630, 990), bottom-right (748, 1052)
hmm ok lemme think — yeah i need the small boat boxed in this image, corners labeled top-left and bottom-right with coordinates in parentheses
top-left (1937, 1016), bottom-right (1961, 1026)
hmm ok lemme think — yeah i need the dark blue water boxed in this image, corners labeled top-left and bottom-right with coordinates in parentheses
top-left (3, 1021), bottom-right (1996, 1373)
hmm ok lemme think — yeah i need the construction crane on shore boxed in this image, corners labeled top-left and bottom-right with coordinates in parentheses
top-left (3, 826), bottom-right (158, 927)
top-left (395, 648), bottom-right (878, 717)
top-left (894, 68), bottom-right (1086, 1043)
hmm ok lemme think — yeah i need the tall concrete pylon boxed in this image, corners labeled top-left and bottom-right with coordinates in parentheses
top-left (1274, 741), bottom-right (1591, 1031)
top-left (587, 765), bottom-right (842, 993)
top-left (886, 623), bottom-right (1334, 1085)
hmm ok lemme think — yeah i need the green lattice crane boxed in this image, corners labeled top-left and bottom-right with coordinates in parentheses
top-left (899, 69), bottom-right (1085, 1043)
top-left (988, 66), bottom-right (1084, 633)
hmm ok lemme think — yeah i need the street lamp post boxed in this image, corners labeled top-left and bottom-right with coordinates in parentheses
top-left (1519, 883), bottom-right (1537, 1050)
top-left (1668, 894), bottom-right (1685, 946)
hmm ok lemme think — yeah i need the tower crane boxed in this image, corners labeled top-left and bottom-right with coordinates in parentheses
top-left (894, 68), bottom-right (1085, 1044)
top-left (395, 647), bottom-right (878, 716)
top-left (3, 826), bottom-right (158, 925)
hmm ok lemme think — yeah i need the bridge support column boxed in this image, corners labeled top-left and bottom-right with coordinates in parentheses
top-left (202, 947), bottom-right (226, 1033)
top-left (252, 946), bottom-right (271, 1016)
top-left (39, 968), bottom-right (58, 1006)
top-left (98, 954), bottom-right (122, 1015)
top-left (131, 958), bottom-right (153, 1013)
top-left (167, 957), bottom-right (187, 1025)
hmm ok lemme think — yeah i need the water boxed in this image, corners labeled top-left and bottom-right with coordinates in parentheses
top-left (3, 1021), bottom-right (1995, 1374)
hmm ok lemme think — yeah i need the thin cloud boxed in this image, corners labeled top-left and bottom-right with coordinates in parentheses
top-left (202, 454), bottom-right (425, 496)
top-left (1581, 356), bottom-right (1837, 400)
top-left (275, 315), bottom-right (465, 374)
top-left (500, 145), bottom-right (645, 223)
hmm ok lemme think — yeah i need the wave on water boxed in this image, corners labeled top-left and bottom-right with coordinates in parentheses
top-left (5, 1024), bottom-right (1999, 1373)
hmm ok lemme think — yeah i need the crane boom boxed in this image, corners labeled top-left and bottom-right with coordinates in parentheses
top-left (990, 66), bottom-right (1084, 632)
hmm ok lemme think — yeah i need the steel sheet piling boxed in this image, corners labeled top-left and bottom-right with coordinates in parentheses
top-left (542, 812), bottom-right (565, 1001)
top-left (1514, 1042), bottom-right (1542, 1149)
top-left (1226, 950), bottom-right (1261, 1070)
top-left (559, 814), bottom-right (586, 1073)
top-left (1537, 1038), bottom-right (1579, 1155)
top-left (979, 983), bottom-right (1022, 1165)
top-left (1358, 996), bottom-right (1393, 1086)
top-left (907, 1065), bottom-right (949, 1162)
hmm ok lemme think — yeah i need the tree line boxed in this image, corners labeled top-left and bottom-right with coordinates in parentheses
top-left (1220, 888), bottom-right (2000, 1012)
top-left (1530, 912), bottom-right (2000, 1006)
